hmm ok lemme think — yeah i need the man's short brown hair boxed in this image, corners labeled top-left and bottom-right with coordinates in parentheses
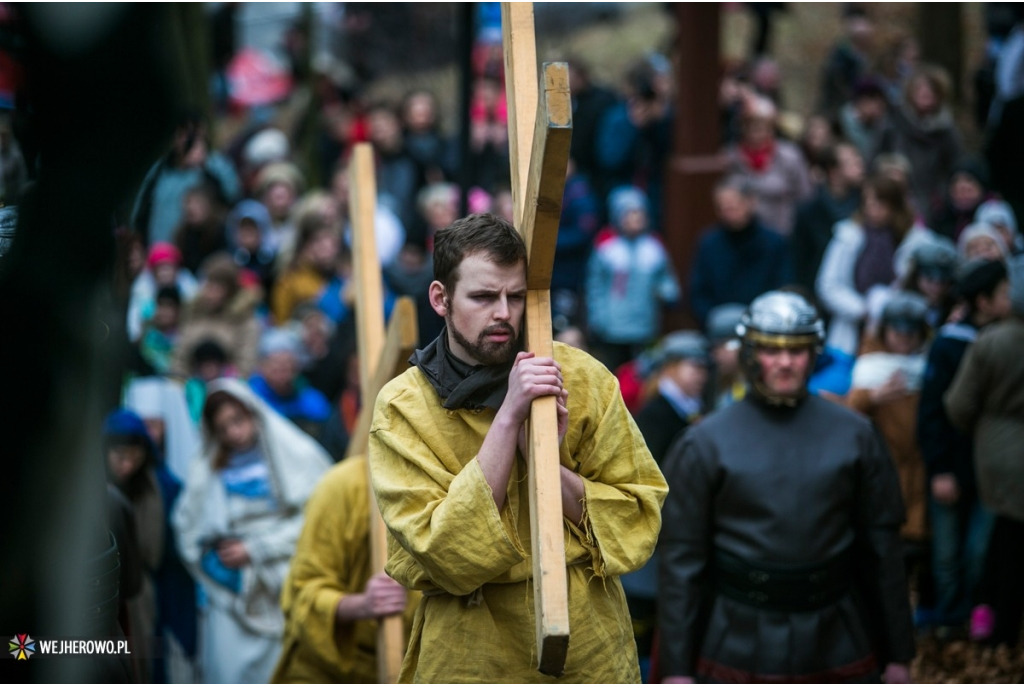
top-left (433, 213), bottom-right (527, 296)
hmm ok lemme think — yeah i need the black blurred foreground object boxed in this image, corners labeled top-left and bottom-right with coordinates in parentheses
top-left (0, 5), bottom-right (185, 681)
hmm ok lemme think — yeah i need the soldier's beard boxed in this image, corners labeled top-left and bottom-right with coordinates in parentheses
top-left (447, 312), bottom-right (519, 366)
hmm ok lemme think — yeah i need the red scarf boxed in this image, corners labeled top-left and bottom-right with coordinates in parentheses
top-left (740, 141), bottom-right (775, 173)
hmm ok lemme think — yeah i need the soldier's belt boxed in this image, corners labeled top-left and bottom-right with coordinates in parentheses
top-left (712, 546), bottom-right (853, 613)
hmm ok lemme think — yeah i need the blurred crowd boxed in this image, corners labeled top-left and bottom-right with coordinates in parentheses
top-left (1, 2), bottom-right (1016, 682)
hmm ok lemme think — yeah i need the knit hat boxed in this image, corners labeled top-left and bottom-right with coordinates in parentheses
top-left (975, 199), bottom-right (1018, 235)
top-left (880, 292), bottom-right (930, 333)
top-left (255, 161), bottom-right (305, 197)
top-left (259, 327), bottom-right (302, 360)
top-left (243, 128), bottom-right (290, 167)
top-left (706, 303), bottom-right (747, 344)
top-left (608, 186), bottom-right (649, 229)
top-left (147, 242), bottom-right (182, 269)
top-left (957, 222), bottom-right (1009, 260)
top-left (949, 157), bottom-right (990, 190)
top-left (102, 409), bottom-right (155, 456)
top-left (655, 331), bottom-right (710, 367)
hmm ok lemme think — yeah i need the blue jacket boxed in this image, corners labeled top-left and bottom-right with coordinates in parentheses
top-left (249, 375), bottom-right (331, 425)
top-left (689, 219), bottom-right (794, 328)
top-left (586, 232), bottom-right (680, 345)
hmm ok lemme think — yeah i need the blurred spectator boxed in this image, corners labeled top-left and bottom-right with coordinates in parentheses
top-left (567, 60), bottom-right (618, 195)
top-left (227, 199), bottom-right (277, 295)
top-left (125, 376), bottom-right (203, 487)
top-left (893, 238), bottom-right (959, 331)
top-left (975, 199), bottom-right (1021, 254)
top-left (172, 253), bottom-right (262, 379)
top-left (958, 222), bottom-right (1009, 263)
top-left (635, 331), bottom-right (710, 466)
top-left (586, 186), bottom-right (680, 370)
top-left (238, 127), bottom-right (290, 196)
top-left (877, 35), bottom-right (922, 105)
top-left (139, 285), bottom-right (182, 376)
top-left (918, 258), bottom-right (1011, 633)
top-left (384, 240), bottom-right (443, 347)
top-left (817, 175), bottom-right (915, 359)
top-left (929, 159), bottom-right (991, 242)
top-left (256, 161), bottom-right (305, 256)
top-left (331, 161), bottom-right (406, 269)
top-left (945, 255), bottom-right (1024, 648)
top-left (466, 76), bottom-right (511, 195)
top-left (127, 242), bottom-right (199, 343)
top-left (689, 178), bottom-right (793, 328)
top-left (132, 112), bottom-right (241, 246)
top-left (174, 182), bottom-right (228, 276)
top-left (819, 5), bottom-right (875, 118)
top-left (415, 182), bottom-right (459, 250)
top-left (401, 90), bottom-right (455, 184)
top-left (876, 66), bottom-right (963, 215)
top-left (799, 114), bottom-right (838, 184)
top-left (838, 77), bottom-right (889, 163)
top-left (750, 56), bottom-right (783, 105)
top-left (985, 18), bottom-right (1024, 221)
top-left (627, 330), bottom-right (709, 674)
top-left (705, 303), bottom-right (748, 410)
top-left (249, 328), bottom-right (332, 440)
top-left (104, 409), bottom-right (198, 681)
top-left (272, 212), bottom-right (340, 325)
top-left (792, 142), bottom-right (865, 292)
top-left (595, 56), bottom-right (673, 230)
top-left (368, 102), bottom-right (421, 229)
top-left (184, 339), bottom-right (232, 424)
top-left (847, 293), bottom-right (931, 545)
top-left (172, 380), bottom-right (330, 683)
top-left (552, 159), bottom-right (601, 311)
top-left (723, 96), bottom-right (812, 235)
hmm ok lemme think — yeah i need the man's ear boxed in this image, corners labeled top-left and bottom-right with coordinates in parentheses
top-left (428, 281), bottom-right (448, 317)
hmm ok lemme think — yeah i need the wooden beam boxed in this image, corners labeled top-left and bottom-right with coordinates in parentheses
top-left (501, 2), bottom-right (538, 229)
top-left (502, 4), bottom-right (573, 675)
top-left (348, 142), bottom-right (414, 685)
top-left (350, 142), bottom-right (386, 398)
top-left (520, 62), bottom-right (572, 289)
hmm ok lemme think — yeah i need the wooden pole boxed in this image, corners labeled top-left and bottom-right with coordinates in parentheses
top-left (502, 3), bottom-right (573, 675)
top-left (348, 142), bottom-right (409, 684)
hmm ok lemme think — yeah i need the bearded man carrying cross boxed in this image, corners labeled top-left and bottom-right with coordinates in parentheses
top-left (368, 214), bottom-right (667, 682)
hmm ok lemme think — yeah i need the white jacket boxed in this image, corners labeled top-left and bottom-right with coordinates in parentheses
top-left (816, 220), bottom-right (933, 356)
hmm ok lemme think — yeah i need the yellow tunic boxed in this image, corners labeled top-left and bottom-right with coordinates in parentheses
top-left (369, 342), bottom-right (668, 683)
top-left (272, 455), bottom-right (417, 683)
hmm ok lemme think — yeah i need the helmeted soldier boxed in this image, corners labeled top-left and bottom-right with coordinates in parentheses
top-left (659, 290), bottom-right (915, 684)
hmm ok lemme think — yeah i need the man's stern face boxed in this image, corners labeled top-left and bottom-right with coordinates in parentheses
top-left (431, 252), bottom-right (527, 366)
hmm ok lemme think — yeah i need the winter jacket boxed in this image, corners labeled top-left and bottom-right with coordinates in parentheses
top-left (945, 315), bottom-right (1024, 522)
top-left (586, 232), bottom-right (680, 345)
top-left (792, 185), bottom-right (861, 292)
top-left (689, 219), bottom-right (793, 328)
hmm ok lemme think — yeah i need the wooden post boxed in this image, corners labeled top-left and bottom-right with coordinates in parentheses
top-left (348, 142), bottom-right (418, 684)
top-left (501, 3), bottom-right (573, 676)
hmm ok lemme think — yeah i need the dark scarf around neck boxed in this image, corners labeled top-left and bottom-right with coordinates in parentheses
top-left (410, 326), bottom-right (520, 411)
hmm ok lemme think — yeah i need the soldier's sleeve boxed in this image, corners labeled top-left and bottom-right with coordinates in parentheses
top-left (658, 428), bottom-right (718, 678)
top-left (853, 426), bottom-right (916, 666)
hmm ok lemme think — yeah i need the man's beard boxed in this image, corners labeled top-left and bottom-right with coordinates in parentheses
top-left (447, 313), bottom-right (518, 366)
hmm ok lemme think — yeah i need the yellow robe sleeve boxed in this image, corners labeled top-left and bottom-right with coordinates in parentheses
top-left (370, 384), bottom-right (528, 596)
top-left (557, 343), bottom-right (668, 578)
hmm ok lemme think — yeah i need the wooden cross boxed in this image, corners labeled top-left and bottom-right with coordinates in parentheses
top-left (501, 3), bottom-right (573, 676)
top-left (347, 142), bottom-right (419, 684)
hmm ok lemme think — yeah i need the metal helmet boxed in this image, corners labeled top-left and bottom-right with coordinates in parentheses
top-left (737, 291), bottom-right (825, 406)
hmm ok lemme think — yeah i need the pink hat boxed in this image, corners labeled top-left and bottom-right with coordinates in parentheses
top-left (147, 242), bottom-right (181, 269)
